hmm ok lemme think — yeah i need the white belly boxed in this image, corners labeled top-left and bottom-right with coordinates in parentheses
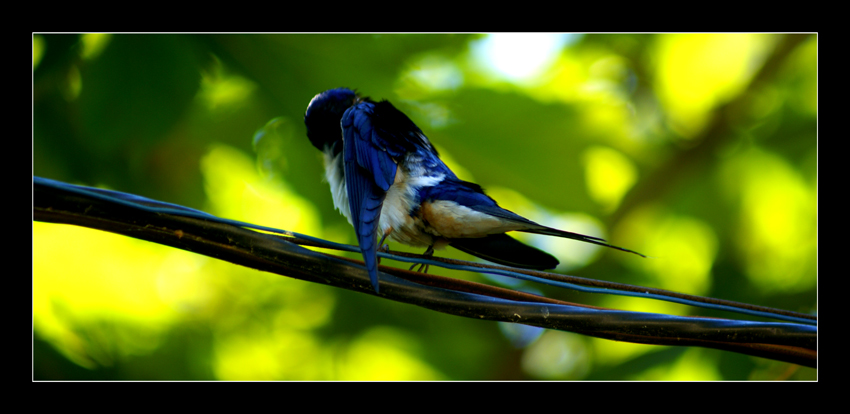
top-left (379, 166), bottom-right (444, 247)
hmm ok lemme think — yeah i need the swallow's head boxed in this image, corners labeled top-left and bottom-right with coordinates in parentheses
top-left (305, 87), bottom-right (361, 152)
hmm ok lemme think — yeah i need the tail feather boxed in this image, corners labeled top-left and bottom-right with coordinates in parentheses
top-left (519, 226), bottom-right (646, 258)
top-left (450, 233), bottom-right (559, 270)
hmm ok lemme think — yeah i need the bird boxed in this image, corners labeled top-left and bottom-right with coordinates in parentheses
top-left (304, 87), bottom-right (644, 293)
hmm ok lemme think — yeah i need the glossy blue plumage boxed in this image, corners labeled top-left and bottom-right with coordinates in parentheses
top-left (305, 88), bottom-right (643, 293)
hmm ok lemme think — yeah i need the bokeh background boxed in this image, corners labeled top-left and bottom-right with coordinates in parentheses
top-left (33, 33), bottom-right (817, 380)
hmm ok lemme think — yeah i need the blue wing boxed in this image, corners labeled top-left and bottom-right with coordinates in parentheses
top-left (341, 101), bottom-right (403, 292)
top-left (421, 177), bottom-right (645, 258)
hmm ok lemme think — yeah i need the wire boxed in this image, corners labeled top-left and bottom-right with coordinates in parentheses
top-left (34, 176), bottom-right (816, 326)
top-left (33, 176), bottom-right (817, 367)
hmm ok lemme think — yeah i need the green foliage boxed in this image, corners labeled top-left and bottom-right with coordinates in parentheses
top-left (33, 34), bottom-right (816, 380)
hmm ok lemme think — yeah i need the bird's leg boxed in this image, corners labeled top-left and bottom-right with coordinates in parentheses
top-left (377, 227), bottom-right (392, 252)
top-left (376, 227), bottom-right (392, 264)
top-left (409, 245), bottom-right (435, 273)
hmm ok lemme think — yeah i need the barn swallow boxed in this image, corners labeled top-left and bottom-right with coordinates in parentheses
top-left (304, 88), bottom-right (644, 292)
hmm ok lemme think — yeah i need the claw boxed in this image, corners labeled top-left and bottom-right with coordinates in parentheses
top-left (408, 263), bottom-right (430, 273)
top-left (409, 245), bottom-right (435, 273)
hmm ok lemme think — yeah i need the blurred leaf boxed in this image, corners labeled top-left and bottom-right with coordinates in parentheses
top-left (33, 34), bottom-right (817, 380)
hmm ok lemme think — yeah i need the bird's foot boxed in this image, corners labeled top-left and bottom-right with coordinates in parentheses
top-left (409, 245), bottom-right (435, 273)
top-left (376, 228), bottom-right (393, 265)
